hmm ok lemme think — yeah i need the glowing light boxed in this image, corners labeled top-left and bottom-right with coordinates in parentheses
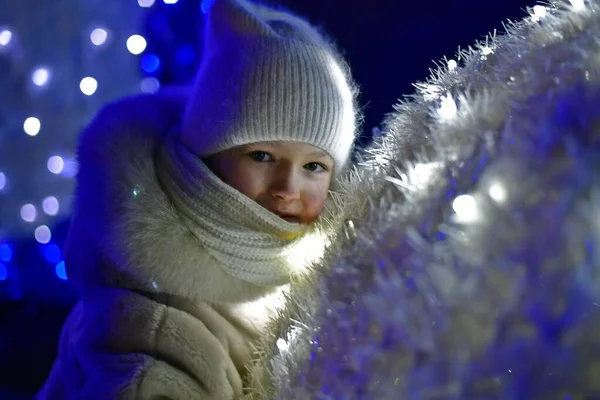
top-left (24, 117), bottom-right (41, 136)
top-left (0, 30), bottom-right (12, 46)
top-left (126, 34), bottom-right (147, 55)
top-left (141, 54), bottom-right (160, 73)
top-left (0, 263), bottom-right (6, 281)
top-left (201, 0), bottom-right (216, 13)
top-left (0, 172), bottom-right (6, 191)
top-left (532, 5), bottom-right (547, 19)
top-left (47, 156), bottom-right (64, 174)
top-left (438, 93), bottom-right (457, 120)
top-left (569, 0), bottom-right (585, 10)
top-left (286, 229), bottom-right (330, 271)
top-left (276, 338), bottom-right (289, 352)
top-left (163, 0), bottom-right (179, 3)
top-left (55, 261), bottom-right (68, 280)
top-left (481, 46), bottom-right (493, 56)
top-left (80, 77), bottom-right (98, 96)
top-left (410, 162), bottom-right (442, 188)
top-left (141, 77), bottom-right (160, 93)
top-left (0, 244), bottom-right (12, 262)
top-left (43, 244), bottom-right (61, 263)
top-left (20, 204), bottom-right (37, 222)
top-left (90, 28), bottom-right (108, 46)
top-left (447, 59), bottom-right (458, 71)
top-left (43, 196), bottom-right (60, 216)
top-left (452, 194), bottom-right (478, 222)
top-left (488, 182), bottom-right (507, 203)
top-left (35, 225), bottom-right (52, 244)
top-left (32, 68), bottom-right (50, 87)
top-left (138, 0), bottom-right (156, 6)
top-left (276, 326), bottom-right (301, 353)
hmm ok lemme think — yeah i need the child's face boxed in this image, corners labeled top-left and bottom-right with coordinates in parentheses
top-left (204, 141), bottom-right (334, 224)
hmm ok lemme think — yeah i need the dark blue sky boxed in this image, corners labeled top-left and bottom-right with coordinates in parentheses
top-left (146, 0), bottom-right (535, 133)
top-left (281, 0), bottom-right (535, 133)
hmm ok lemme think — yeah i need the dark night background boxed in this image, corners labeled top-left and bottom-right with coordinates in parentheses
top-left (0, 0), bottom-right (534, 397)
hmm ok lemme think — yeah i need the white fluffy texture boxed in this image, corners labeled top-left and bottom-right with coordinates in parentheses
top-left (257, 1), bottom-right (600, 398)
top-left (65, 93), bottom-right (284, 303)
top-left (156, 133), bottom-right (327, 286)
top-left (39, 92), bottom-right (334, 399)
top-left (182, 0), bottom-right (358, 173)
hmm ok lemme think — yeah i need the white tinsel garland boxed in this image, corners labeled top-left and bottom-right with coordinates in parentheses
top-left (253, 1), bottom-right (600, 399)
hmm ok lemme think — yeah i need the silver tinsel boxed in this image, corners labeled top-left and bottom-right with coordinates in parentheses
top-left (252, 1), bottom-right (600, 399)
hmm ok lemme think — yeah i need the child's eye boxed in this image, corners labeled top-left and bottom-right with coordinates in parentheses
top-left (304, 162), bottom-right (328, 173)
top-left (248, 151), bottom-right (273, 162)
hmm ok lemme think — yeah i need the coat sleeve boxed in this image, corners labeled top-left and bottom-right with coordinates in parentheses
top-left (37, 287), bottom-right (250, 400)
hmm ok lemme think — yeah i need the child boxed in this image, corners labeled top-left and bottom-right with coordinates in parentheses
top-left (37, 0), bottom-right (358, 398)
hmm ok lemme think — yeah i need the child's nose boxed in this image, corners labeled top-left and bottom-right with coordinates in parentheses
top-left (269, 169), bottom-right (301, 201)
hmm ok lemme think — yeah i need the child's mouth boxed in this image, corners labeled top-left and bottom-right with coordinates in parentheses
top-left (280, 215), bottom-right (300, 223)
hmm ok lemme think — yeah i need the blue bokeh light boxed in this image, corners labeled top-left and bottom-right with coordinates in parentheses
top-left (0, 243), bottom-right (12, 262)
top-left (141, 54), bottom-right (161, 74)
top-left (201, 0), bottom-right (216, 14)
top-left (55, 261), bottom-right (68, 280)
top-left (43, 244), bottom-right (62, 264)
top-left (0, 263), bottom-right (7, 281)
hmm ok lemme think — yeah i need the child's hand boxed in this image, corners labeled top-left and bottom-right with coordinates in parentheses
top-left (62, 287), bottom-right (248, 399)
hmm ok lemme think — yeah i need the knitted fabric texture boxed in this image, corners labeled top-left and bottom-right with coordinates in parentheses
top-left (181, 0), bottom-right (357, 173)
top-left (156, 134), bottom-right (328, 286)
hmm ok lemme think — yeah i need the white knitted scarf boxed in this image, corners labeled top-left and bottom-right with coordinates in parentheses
top-left (156, 136), bottom-right (328, 287)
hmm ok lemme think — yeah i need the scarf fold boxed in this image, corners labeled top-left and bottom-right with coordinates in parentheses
top-left (155, 134), bottom-right (325, 286)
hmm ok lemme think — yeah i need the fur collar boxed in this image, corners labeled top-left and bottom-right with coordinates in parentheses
top-left (65, 92), bottom-right (282, 303)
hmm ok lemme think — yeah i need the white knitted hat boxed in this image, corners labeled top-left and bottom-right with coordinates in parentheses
top-left (180, 0), bottom-right (358, 172)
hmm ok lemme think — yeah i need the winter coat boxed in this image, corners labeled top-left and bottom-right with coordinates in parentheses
top-left (36, 92), bottom-right (291, 400)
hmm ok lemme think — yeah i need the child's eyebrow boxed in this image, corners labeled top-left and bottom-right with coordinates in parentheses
top-left (307, 149), bottom-right (330, 158)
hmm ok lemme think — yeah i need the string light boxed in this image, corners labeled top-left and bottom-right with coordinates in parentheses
top-left (481, 46), bottom-right (494, 56)
top-left (164, 0), bottom-right (179, 3)
top-left (0, 244), bottom-right (12, 262)
top-left (277, 338), bottom-right (289, 352)
top-left (138, 0), bottom-right (156, 7)
top-left (55, 261), bottom-right (67, 280)
top-left (141, 54), bottom-right (160, 73)
top-left (438, 93), bottom-right (457, 120)
top-left (141, 77), bottom-right (160, 93)
top-left (34, 225), bottom-right (52, 244)
top-left (0, 29), bottom-right (12, 46)
top-left (20, 204), bottom-right (37, 223)
top-left (447, 59), bottom-right (458, 71)
top-left (23, 117), bottom-right (41, 136)
top-left (531, 5), bottom-right (548, 22)
top-left (32, 67), bottom-right (51, 87)
top-left (80, 77), bottom-right (98, 95)
top-left (1, 0), bottom-right (145, 286)
top-left (488, 182), bottom-right (507, 203)
top-left (452, 194), bottom-right (478, 222)
top-left (42, 196), bottom-right (60, 216)
top-left (570, 0), bottom-right (585, 10)
top-left (126, 34), bottom-right (147, 55)
top-left (43, 244), bottom-right (61, 264)
top-left (47, 156), bottom-right (64, 174)
top-left (90, 28), bottom-right (108, 46)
